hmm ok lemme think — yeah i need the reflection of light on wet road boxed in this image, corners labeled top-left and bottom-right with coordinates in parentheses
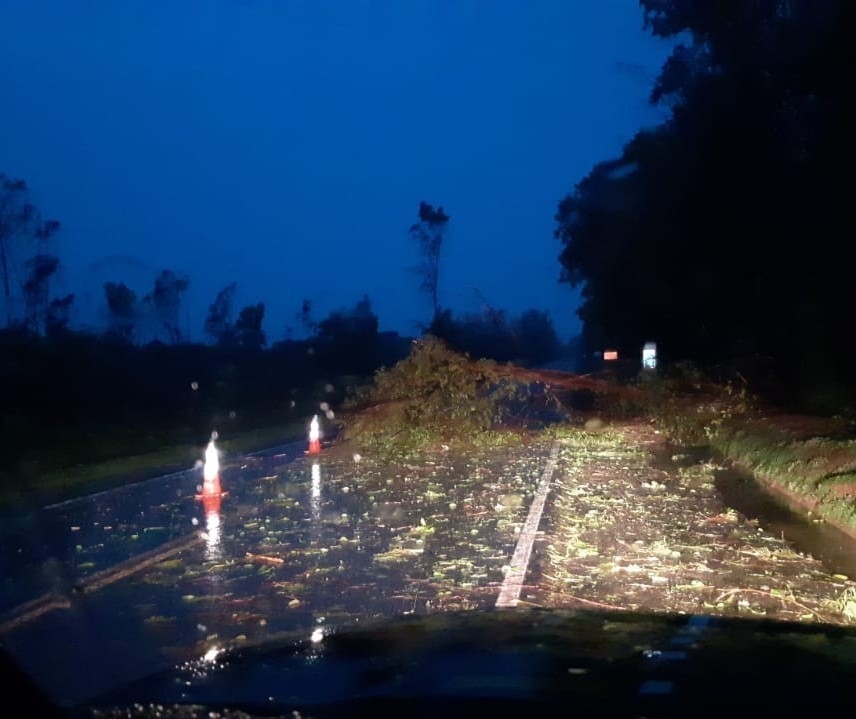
top-left (311, 462), bottom-right (321, 525)
top-left (307, 626), bottom-right (326, 661)
top-left (201, 494), bottom-right (223, 562)
top-left (205, 511), bottom-right (221, 560)
top-left (202, 645), bottom-right (222, 663)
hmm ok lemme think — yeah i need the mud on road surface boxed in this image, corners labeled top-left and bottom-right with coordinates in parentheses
top-left (532, 423), bottom-right (856, 625)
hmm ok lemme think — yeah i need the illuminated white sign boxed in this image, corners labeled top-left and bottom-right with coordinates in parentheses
top-left (642, 342), bottom-right (657, 370)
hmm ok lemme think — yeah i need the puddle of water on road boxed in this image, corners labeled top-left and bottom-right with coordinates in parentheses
top-left (714, 467), bottom-right (856, 581)
top-left (652, 444), bottom-right (856, 580)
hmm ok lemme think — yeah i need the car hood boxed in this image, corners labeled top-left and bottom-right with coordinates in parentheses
top-left (72, 608), bottom-right (856, 717)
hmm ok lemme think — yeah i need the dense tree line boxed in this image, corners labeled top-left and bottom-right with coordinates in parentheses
top-left (2, 178), bottom-right (574, 477)
top-left (430, 307), bottom-right (562, 366)
top-left (0, 321), bottom-right (412, 476)
top-left (556, 1), bottom-right (856, 410)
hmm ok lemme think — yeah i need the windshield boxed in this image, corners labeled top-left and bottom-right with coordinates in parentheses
top-left (2, 1), bottom-right (856, 715)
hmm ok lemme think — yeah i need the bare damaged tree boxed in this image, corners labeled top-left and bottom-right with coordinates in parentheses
top-left (409, 201), bottom-right (450, 322)
top-left (204, 281), bottom-right (238, 345)
top-left (22, 254), bottom-right (60, 333)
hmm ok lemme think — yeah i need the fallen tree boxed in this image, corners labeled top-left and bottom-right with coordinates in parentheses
top-left (340, 336), bottom-right (637, 454)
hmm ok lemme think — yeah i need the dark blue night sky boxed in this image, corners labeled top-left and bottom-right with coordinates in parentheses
top-left (0, 1), bottom-right (675, 341)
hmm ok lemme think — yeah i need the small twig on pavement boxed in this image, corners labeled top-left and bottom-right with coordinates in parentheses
top-left (714, 587), bottom-right (826, 621)
top-left (245, 552), bottom-right (285, 566)
top-left (547, 591), bottom-right (629, 612)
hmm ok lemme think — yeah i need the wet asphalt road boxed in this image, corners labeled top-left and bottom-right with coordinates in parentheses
top-left (0, 439), bottom-right (552, 708)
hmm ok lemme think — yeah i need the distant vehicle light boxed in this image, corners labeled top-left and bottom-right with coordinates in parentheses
top-left (603, 350), bottom-right (619, 361)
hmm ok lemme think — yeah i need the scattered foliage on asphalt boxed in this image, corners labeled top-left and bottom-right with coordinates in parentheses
top-left (538, 423), bottom-right (856, 626)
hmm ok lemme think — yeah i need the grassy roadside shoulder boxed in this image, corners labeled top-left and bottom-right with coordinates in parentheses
top-left (709, 416), bottom-right (856, 534)
top-left (633, 373), bottom-right (856, 541)
top-left (0, 422), bottom-right (305, 510)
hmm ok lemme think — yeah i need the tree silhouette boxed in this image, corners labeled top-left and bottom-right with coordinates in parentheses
top-left (0, 174), bottom-right (60, 326)
top-left (556, 1), bottom-right (856, 406)
top-left (204, 282), bottom-right (238, 346)
top-left (410, 201), bottom-right (450, 321)
top-left (104, 281), bottom-right (138, 342)
top-left (45, 294), bottom-right (75, 337)
top-left (235, 303), bottom-right (266, 350)
top-left (22, 253), bottom-right (60, 334)
top-left (430, 307), bottom-right (561, 365)
top-left (313, 295), bottom-right (380, 373)
top-left (297, 298), bottom-right (316, 336)
top-left (145, 269), bottom-right (189, 344)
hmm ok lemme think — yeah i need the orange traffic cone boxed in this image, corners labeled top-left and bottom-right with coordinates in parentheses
top-left (307, 414), bottom-right (321, 455)
top-left (202, 472), bottom-right (223, 497)
top-left (201, 491), bottom-right (222, 516)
